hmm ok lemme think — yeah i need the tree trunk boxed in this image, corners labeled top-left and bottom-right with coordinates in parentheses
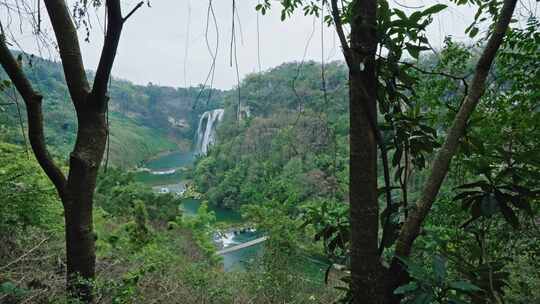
top-left (349, 71), bottom-right (382, 303)
top-left (348, 0), bottom-right (382, 302)
top-left (1, 1), bottom-right (137, 303)
top-left (62, 110), bottom-right (107, 302)
top-left (64, 205), bottom-right (96, 302)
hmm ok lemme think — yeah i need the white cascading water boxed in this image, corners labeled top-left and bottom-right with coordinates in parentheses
top-left (196, 109), bottom-right (225, 155)
top-left (221, 232), bottom-right (238, 247)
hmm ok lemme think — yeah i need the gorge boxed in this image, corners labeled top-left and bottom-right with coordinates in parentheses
top-left (134, 106), bottom-right (271, 272)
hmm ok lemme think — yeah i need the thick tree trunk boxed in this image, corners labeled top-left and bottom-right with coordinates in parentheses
top-left (62, 111), bottom-right (107, 302)
top-left (349, 71), bottom-right (381, 303)
top-left (348, 0), bottom-right (382, 302)
top-left (64, 205), bottom-right (96, 301)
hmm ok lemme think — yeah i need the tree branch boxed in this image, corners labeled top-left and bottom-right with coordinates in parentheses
top-left (0, 237), bottom-right (49, 270)
top-left (330, 0), bottom-right (355, 69)
top-left (91, 0), bottom-right (142, 112)
top-left (123, 1), bottom-right (144, 23)
top-left (400, 61), bottom-right (470, 100)
top-left (0, 34), bottom-right (67, 196)
top-left (43, 0), bottom-right (90, 105)
top-left (90, 0), bottom-right (124, 112)
top-left (391, 0), bottom-right (518, 264)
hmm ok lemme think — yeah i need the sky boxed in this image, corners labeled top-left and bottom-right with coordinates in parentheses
top-left (3, 0), bottom-right (537, 89)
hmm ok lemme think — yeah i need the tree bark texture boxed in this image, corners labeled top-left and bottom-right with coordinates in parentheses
top-left (347, 0), bottom-right (383, 302)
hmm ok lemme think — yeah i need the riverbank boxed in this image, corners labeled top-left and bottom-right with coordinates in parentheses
top-left (137, 149), bottom-right (332, 282)
top-left (132, 150), bottom-right (196, 186)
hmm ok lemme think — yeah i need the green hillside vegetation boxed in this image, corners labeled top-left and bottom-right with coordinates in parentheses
top-left (193, 33), bottom-right (540, 303)
top-left (106, 113), bottom-right (176, 167)
top-left (195, 61), bottom-right (349, 210)
top-left (0, 54), bottom-right (223, 168)
top-left (0, 6), bottom-right (539, 303)
top-left (0, 141), bottom-right (339, 303)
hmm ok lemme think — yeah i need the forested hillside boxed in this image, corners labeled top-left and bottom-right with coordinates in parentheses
top-left (195, 61), bottom-right (349, 209)
top-left (0, 54), bottom-right (223, 167)
top-left (1, 0), bottom-right (539, 303)
top-left (193, 33), bottom-right (540, 302)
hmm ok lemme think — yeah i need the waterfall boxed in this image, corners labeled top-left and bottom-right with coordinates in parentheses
top-left (196, 109), bottom-right (225, 155)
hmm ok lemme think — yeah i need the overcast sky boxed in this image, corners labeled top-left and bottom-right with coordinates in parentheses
top-left (4, 0), bottom-right (537, 89)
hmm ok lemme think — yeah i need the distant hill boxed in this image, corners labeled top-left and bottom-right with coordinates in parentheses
top-left (193, 61), bottom-right (351, 210)
top-left (0, 52), bottom-right (224, 167)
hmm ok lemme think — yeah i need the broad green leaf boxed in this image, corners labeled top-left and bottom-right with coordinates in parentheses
top-left (394, 282), bottom-right (417, 294)
top-left (469, 27), bottom-right (480, 38)
top-left (422, 4), bottom-right (448, 16)
top-left (394, 9), bottom-right (408, 21)
top-left (498, 201), bottom-right (520, 229)
top-left (450, 281), bottom-right (482, 292)
top-left (432, 255), bottom-right (446, 282)
top-left (413, 292), bottom-right (433, 304)
top-left (480, 194), bottom-right (498, 217)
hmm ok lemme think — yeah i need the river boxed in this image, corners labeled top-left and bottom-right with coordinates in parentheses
top-left (138, 150), bottom-right (329, 281)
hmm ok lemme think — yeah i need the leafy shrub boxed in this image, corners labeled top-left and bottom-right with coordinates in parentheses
top-left (95, 169), bottom-right (182, 222)
top-left (0, 142), bottom-right (62, 236)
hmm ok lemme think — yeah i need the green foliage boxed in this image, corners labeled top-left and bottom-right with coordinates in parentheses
top-left (192, 11), bottom-right (540, 302)
top-left (181, 202), bottom-right (219, 263)
top-left (95, 168), bottom-right (182, 222)
top-left (244, 202), bottom-right (303, 302)
top-left (194, 62), bottom-right (349, 213)
top-left (301, 199), bottom-right (349, 260)
top-left (227, 61), bottom-right (348, 118)
top-left (0, 54), bottom-right (222, 168)
top-left (453, 179), bottom-right (536, 229)
top-left (451, 19), bottom-right (540, 229)
top-left (1, 5), bottom-right (538, 302)
top-left (124, 200), bottom-right (153, 248)
top-left (110, 271), bottom-right (143, 304)
top-left (242, 198), bottom-right (338, 303)
top-left (179, 262), bottom-right (237, 303)
top-left (105, 113), bottom-right (177, 167)
top-left (396, 255), bottom-right (482, 304)
top-left (0, 282), bottom-right (29, 302)
top-left (0, 142), bottom-right (62, 235)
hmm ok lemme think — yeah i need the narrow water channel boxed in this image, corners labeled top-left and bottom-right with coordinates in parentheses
top-left (181, 198), bottom-right (265, 271)
top-left (137, 150), bottom-right (262, 271)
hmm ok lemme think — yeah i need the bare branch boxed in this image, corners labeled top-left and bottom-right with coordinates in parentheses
top-left (0, 237), bottom-right (49, 270)
top-left (0, 33), bottom-right (67, 196)
top-left (123, 1), bottom-right (144, 23)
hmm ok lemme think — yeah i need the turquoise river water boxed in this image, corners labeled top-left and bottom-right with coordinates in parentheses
top-left (139, 150), bottom-right (328, 281)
